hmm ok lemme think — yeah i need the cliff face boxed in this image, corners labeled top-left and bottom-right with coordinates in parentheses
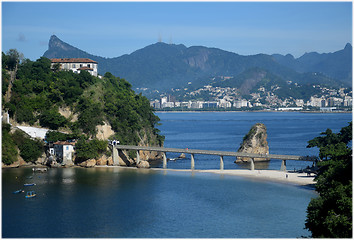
top-left (236, 123), bottom-right (269, 162)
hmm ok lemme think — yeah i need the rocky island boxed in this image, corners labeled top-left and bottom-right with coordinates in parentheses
top-left (235, 123), bottom-right (269, 163)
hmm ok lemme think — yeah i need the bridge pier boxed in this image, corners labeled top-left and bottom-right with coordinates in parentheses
top-left (163, 152), bottom-right (167, 169)
top-left (191, 154), bottom-right (195, 170)
top-left (112, 147), bottom-right (119, 166)
top-left (281, 160), bottom-right (287, 171)
top-left (136, 150), bottom-right (140, 165)
top-left (250, 158), bottom-right (255, 171)
top-left (220, 156), bottom-right (224, 170)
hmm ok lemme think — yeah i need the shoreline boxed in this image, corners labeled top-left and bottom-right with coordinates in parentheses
top-left (3, 164), bottom-right (316, 189)
top-left (95, 165), bottom-right (316, 189)
top-left (149, 168), bottom-right (316, 188)
top-left (155, 110), bottom-right (351, 114)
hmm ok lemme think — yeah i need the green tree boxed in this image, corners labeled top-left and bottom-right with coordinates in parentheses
top-left (2, 68), bottom-right (10, 96)
top-left (39, 109), bottom-right (68, 130)
top-left (2, 124), bottom-right (18, 165)
top-left (45, 131), bottom-right (79, 142)
top-left (76, 96), bottom-right (104, 136)
top-left (305, 122), bottom-right (352, 238)
top-left (19, 139), bottom-right (44, 163)
top-left (5, 49), bottom-right (22, 70)
top-left (11, 129), bottom-right (44, 163)
top-left (75, 139), bottom-right (108, 162)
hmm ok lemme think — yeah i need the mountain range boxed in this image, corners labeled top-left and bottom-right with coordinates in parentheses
top-left (43, 35), bottom-right (352, 92)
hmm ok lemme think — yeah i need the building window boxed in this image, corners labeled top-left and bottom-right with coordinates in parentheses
top-left (88, 64), bottom-right (90, 68)
top-left (73, 64), bottom-right (76, 68)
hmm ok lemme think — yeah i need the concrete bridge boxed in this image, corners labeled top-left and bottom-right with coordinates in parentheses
top-left (111, 144), bottom-right (316, 171)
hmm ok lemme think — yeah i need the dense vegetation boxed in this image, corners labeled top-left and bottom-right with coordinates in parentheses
top-left (2, 123), bottom-right (18, 165)
top-left (75, 139), bottom-right (109, 162)
top-left (305, 122), bottom-right (352, 238)
top-left (2, 50), bottom-right (164, 165)
top-left (2, 123), bottom-right (44, 164)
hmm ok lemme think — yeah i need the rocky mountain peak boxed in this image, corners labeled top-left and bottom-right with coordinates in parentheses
top-left (44, 35), bottom-right (93, 59)
top-left (344, 43), bottom-right (352, 51)
top-left (48, 35), bottom-right (73, 52)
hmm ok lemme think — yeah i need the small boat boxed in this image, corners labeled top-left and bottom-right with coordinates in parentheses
top-left (24, 183), bottom-right (36, 186)
top-left (32, 167), bottom-right (48, 172)
top-left (13, 189), bottom-right (24, 194)
top-left (169, 158), bottom-right (176, 161)
top-left (25, 191), bottom-right (36, 198)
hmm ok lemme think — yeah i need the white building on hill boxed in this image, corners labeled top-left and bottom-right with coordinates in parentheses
top-left (50, 58), bottom-right (98, 77)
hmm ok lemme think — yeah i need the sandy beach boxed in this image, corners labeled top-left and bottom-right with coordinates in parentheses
top-left (150, 168), bottom-right (316, 188)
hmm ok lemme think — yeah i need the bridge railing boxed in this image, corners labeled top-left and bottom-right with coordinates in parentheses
top-left (111, 144), bottom-right (315, 171)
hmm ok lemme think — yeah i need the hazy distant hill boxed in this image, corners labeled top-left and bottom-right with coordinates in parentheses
top-left (43, 35), bottom-right (352, 91)
top-left (272, 43), bottom-right (352, 84)
top-left (212, 68), bottom-right (336, 101)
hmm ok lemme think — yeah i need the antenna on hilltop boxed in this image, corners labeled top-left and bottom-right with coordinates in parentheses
top-left (169, 36), bottom-right (173, 45)
top-left (158, 33), bottom-right (162, 43)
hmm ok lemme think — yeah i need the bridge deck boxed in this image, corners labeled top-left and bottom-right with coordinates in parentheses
top-left (113, 145), bottom-right (310, 161)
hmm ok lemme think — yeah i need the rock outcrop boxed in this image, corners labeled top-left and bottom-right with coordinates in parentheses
top-left (235, 123), bottom-right (269, 162)
top-left (95, 121), bottom-right (115, 140)
top-left (78, 159), bottom-right (97, 168)
top-left (136, 160), bottom-right (150, 168)
top-left (96, 155), bottom-right (113, 166)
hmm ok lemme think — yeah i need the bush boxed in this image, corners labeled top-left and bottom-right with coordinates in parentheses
top-left (15, 106), bottom-right (35, 124)
top-left (2, 124), bottom-right (18, 165)
top-left (45, 131), bottom-right (78, 142)
top-left (19, 139), bottom-right (44, 163)
top-left (75, 139), bottom-right (108, 162)
top-left (11, 129), bottom-right (44, 163)
top-left (39, 109), bottom-right (67, 130)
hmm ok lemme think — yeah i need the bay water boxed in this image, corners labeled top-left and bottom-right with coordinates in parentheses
top-left (2, 112), bottom-right (351, 238)
top-left (155, 111), bottom-right (352, 171)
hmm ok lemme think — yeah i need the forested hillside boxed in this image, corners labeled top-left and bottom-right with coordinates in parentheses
top-left (212, 68), bottom-right (329, 101)
top-left (2, 50), bottom-right (164, 165)
top-left (43, 35), bottom-right (352, 93)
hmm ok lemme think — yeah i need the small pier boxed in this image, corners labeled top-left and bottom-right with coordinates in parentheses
top-left (111, 145), bottom-right (315, 171)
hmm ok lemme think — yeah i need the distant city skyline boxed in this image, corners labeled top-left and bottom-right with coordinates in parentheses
top-left (2, 1), bottom-right (352, 61)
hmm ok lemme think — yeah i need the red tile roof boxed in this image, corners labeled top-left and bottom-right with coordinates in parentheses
top-left (50, 58), bottom-right (97, 64)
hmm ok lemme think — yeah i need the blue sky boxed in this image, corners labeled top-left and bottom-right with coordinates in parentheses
top-left (2, 1), bottom-right (352, 61)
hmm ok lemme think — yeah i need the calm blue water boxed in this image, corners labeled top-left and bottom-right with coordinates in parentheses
top-left (155, 112), bottom-right (352, 171)
top-left (2, 112), bottom-right (351, 238)
top-left (3, 167), bottom-right (316, 238)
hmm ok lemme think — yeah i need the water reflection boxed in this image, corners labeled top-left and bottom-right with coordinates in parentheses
top-left (62, 168), bottom-right (75, 184)
top-left (235, 161), bottom-right (270, 170)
